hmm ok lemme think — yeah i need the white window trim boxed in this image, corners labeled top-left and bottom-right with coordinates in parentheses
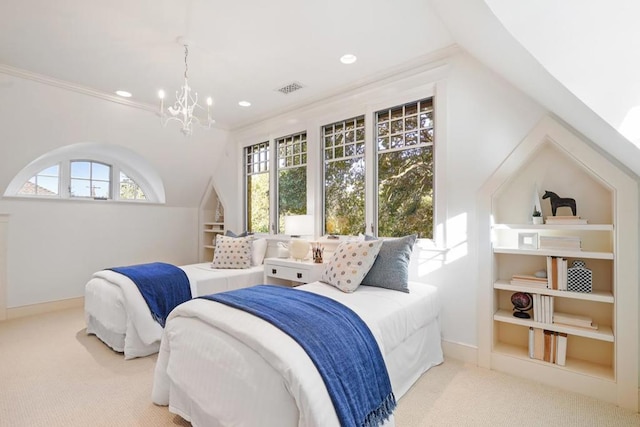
top-left (4, 142), bottom-right (165, 204)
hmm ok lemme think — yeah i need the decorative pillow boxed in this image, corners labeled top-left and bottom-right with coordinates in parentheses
top-left (211, 235), bottom-right (252, 269)
top-left (361, 234), bottom-right (417, 293)
top-left (321, 240), bottom-right (383, 293)
top-left (251, 238), bottom-right (268, 266)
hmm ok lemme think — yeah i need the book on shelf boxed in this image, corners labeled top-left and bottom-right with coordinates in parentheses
top-left (528, 328), bottom-right (567, 366)
top-left (553, 311), bottom-right (598, 330)
top-left (556, 333), bottom-right (567, 366)
top-left (546, 256), bottom-right (568, 291)
top-left (510, 274), bottom-right (548, 288)
top-left (532, 294), bottom-right (554, 323)
top-left (545, 215), bottom-right (588, 225)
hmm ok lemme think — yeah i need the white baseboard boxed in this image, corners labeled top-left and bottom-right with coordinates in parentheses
top-left (442, 339), bottom-right (478, 365)
top-left (6, 297), bottom-right (84, 320)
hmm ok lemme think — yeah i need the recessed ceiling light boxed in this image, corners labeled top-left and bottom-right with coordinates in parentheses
top-left (238, 101), bottom-right (251, 107)
top-left (115, 90), bottom-right (132, 98)
top-left (340, 54), bottom-right (357, 65)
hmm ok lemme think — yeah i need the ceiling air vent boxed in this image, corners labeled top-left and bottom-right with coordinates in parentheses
top-left (276, 81), bottom-right (304, 95)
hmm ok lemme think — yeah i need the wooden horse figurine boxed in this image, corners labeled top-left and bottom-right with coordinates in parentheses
top-left (542, 190), bottom-right (577, 216)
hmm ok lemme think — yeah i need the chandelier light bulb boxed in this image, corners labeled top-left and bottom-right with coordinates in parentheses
top-left (206, 97), bottom-right (213, 106)
top-left (158, 90), bottom-right (165, 99)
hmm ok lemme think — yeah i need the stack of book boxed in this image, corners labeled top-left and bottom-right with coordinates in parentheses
top-left (532, 294), bottom-right (554, 323)
top-left (553, 312), bottom-right (598, 330)
top-left (546, 256), bottom-right (568, 290)
top-left (544, 215), bottom-right (588, 225)
top-left (509, 274), bottom-right (548, 288)
top-left (529, 327), bottom-right (567, 365)
top-left (539, 235), bottom-right (581, 251)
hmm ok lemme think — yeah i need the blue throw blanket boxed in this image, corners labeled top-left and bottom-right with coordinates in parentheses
top-left (201, 285), bottom-right (396, 427)
top-left (109, 262), bottom-right (191, 327)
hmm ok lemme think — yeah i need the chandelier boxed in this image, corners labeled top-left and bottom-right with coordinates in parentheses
top-left (158, 42), bottom-right (214, 136)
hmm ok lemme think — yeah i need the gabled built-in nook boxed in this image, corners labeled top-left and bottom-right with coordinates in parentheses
top-left (478, 116), bottom-right (639, 410)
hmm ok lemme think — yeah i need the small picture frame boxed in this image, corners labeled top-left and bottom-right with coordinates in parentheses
top-left (518, 232), bottom-right (539, 250)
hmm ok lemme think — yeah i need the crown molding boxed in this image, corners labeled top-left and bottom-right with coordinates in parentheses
top-left (0, 63), bottom-right (156, 112)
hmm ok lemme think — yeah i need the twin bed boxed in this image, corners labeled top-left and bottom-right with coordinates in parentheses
top-left (84, 236), bottom-right (444, 426)
top-left (84, 262), bottom-right (264, 359)
top-left (151, 280), bottom-right (443, 426)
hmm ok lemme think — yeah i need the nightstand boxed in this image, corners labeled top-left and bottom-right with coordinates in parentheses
top-left (263, 257), bottom-right (325, 287)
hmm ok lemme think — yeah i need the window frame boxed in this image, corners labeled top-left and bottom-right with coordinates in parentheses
top-left (239, 80), bottom-right (446, 246)
top-left (5, 142), bottom-right (164, 203)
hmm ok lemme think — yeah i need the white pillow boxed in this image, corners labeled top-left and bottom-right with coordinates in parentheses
top-left (251, 238), bottom-right (268, 266)
top-left (321, 240), bottom-right (383, 293)
top-left (211, 235), bottom-right (251, 269)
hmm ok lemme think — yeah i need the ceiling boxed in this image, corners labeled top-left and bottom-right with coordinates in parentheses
top-left (3, 0), bottom-right (640, 173)
top-left (0, 0), bottom-right (453, 130)
top-left (485, 0), bottom-right (640, 146)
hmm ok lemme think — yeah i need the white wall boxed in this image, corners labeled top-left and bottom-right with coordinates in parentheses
top-left (228, 49), bottom-right (546, 350)
top-left (0, 73), bottom-right (230, 308)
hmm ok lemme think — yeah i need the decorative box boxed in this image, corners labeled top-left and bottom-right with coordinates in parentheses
top-left (567, 260), bottom-right (592, 293)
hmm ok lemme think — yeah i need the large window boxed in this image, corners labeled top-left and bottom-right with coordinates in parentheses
top-left (323, 116), bottom-right (366, 235)
top-left (245, 141), bottom-right (270, 233)
top-left (277, 132), bottom-right (307, 232)
top-left (375, 98), bottom-right (434, 238)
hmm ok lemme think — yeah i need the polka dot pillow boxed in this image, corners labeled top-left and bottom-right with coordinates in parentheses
top-left (321, 240), bottom-right (383, 293)
top-left (211, 235), bottom-right (252, 269)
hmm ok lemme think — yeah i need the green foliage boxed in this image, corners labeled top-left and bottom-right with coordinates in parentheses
top-left (378, 146), bottom-right (433, 238)
top-left (324, 158), bottom-right (366, 235)
top-left (278, 167), bottom-right (307, 231)
top-left (248, 173), bottom-right (270, 233)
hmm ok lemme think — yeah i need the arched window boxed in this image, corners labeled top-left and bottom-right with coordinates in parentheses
top-left (5, 143), bottom-right (165, 203)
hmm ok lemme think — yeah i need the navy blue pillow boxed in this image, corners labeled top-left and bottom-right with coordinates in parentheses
top-left (360, 234), bottom-right (417, 293)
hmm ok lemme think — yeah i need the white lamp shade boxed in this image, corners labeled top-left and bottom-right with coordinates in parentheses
top-left (284, 215), bottom-right (314, 237)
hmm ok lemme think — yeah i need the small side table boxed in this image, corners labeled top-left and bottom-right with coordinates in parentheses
top-left (263, 257), bottom-right (325, 287)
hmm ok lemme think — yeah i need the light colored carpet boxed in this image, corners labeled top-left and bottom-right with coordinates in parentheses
top-left (0, 307), bottom-right (638, 426)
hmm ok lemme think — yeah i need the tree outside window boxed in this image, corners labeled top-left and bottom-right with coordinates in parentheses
top-left (376, 98), bottom-right (434, 238)
top-left (323, 116), bottom-right (366, 235)
top-left (245, 142), bottom-right (270, 233)
top-left (277, 132), bottom-right (307, 232)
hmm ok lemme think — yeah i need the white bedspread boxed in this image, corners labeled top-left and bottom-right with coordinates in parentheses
top-left (85, 263), bottom-right (265, 359)
top-left (152, 281), bottom-right (442, 427)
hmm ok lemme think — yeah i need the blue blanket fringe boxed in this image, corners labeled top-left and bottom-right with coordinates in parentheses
top-left (109, 262), bottom-right (191, 327)
top-left (201, 285), bottom-right (396, 427)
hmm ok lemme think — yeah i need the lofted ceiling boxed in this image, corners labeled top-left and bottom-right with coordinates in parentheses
top-left (2, 0), bottom-right (640, 178)
top-left (0, 0), bottom-right (453, 130)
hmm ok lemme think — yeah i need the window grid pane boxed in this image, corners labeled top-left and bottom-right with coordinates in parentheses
top-left (245, 142), bottom-right (270, 233)
top-left (119, 172), bottom-right (147, 200)
top-left (18, 165), bottom-right (60, 196)
top-left (69, 161), bottom-right (112, 199)
top-left (322, 115), bottom-right (366, 235)
top-left (375, 98), bottom-right (434, 238)
top-left (276, 132), bottom-right (307, 232)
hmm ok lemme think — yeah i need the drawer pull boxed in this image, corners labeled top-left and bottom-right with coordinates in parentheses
top-left (272, 269), bottom-right (277, 274)
top-left (297, 273), bottom-right (302, 279)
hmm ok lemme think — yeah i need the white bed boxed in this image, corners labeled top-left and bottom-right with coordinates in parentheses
top-left (84, 263), bottom-right (265, 359)
top-left (152, 280), bottom-right (443, 427)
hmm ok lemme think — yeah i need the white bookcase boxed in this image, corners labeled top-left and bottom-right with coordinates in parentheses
top-left (199, 178), bottom-right (226, 263)
top-left (478, 117), bottom-right (638, 411)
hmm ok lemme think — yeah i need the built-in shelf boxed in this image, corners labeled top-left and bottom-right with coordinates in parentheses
top-left (492, 247), bottom-right (613, 260)
top-left (493, 280), bottom-right (614, 303)
top-left (493, 309), bottom-right (613, 342)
